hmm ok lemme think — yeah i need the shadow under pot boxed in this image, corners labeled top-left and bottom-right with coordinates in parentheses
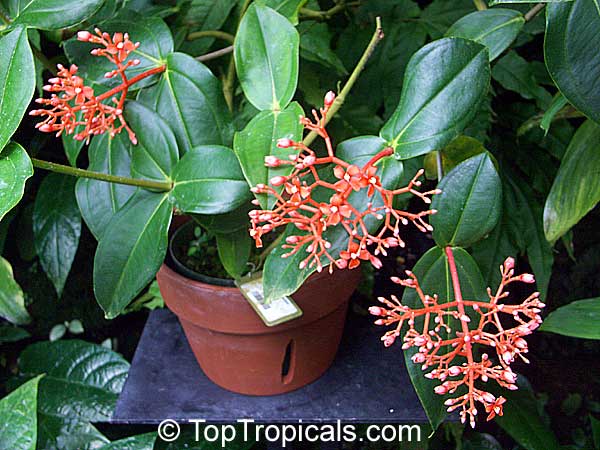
top-left (157, 223), bottom-right (362, 396)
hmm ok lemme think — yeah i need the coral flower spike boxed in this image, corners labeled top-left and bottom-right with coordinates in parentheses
top-left (31, 28), bottom-right (165, 144)
top-left (370, 255), bottom-right (545, 427)
top-left (249, 91), bottom-right (440, 274)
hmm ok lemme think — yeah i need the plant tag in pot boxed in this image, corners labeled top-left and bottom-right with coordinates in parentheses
top-left (236, 272), bottom-right (303, 327)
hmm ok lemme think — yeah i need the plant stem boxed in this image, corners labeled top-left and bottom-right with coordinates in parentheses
top-left (187, 30), bottom-right (235, 44)
top-left (473, 0), bottom-right (487, 10)
top-left (95, 65), bottom-right (166, 103)
top-left (524, 3), bottom-right (545, 21)
top-left (436, 151), bottom-right (444, 181)
top-left (196, 45), bottom-right (233, 62)
top-left (31, 158), bottom-right (173, 191)
top-left (303, 17), bottom-right (384, 147)
top-left (299, 1), bottom-right (360, 21)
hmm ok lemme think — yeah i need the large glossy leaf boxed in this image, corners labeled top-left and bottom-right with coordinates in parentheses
top-left (0, 375), bottom-right (42, 450)
top-left (216, 232), bottom-right (252, 279)
top-left (98, 433), bottom-right (156, 450)
top-left (0, 142), bottom-right (33, 222)
top-left (33, 174), bottom-right (82, 297)
top-left (0, 27), bottom-right (35, 153)
top-left (298, 22), bottom-right (347, 74)
top-left (76, 133), bottom-right (137, 240)
top-left (170, 145), bottom-right (251, 215)
top-left (544, 121), bottom-right (600, 242)
top-left (9, 0), bottom-right (104, 29)
top-left (0, 257), bottom-right (30, 325)
top-left (264, 0), bottom-right (307, 24)
top-left (401, 246), bottom-right (487, 430)
top-left (64, 10), bottom-right (173, 90)
top-left (19, 340), bottom-right (129, 422)
top-left (492, 376), bottom-right (560, 450)
top-left (431, 153), bottom-right (502, 248)
top-left (137, 52), bottom-right (234, 152)
top-left (192, 202), bottom-right (254, 235)
top-left (381, 38), bottom-right (490, 159)
top-left (233, 102), bottom-right (304, 209)
top-left (545, 0), bottom-right (600, 123)
top-left (540, 298), bottom-right (600, 339)
top-left (263, 136), bottom-right (404, 301)
top-left (0, 324), bottom-right (30, 343)
top-left (446, 9), bottom-right (524, 61)
top-left (125, 101), bottom-right (179, 182)
top-left (94, 190), bottom-right (172, 318)
top-left (234, 3), bottom-right (299, 111)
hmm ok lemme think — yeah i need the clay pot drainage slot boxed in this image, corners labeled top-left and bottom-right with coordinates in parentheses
top-left (282, 340), bottom-right (295, 385)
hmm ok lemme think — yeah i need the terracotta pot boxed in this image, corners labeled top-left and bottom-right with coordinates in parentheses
top-left (157, 263), bottom-right (361, 395)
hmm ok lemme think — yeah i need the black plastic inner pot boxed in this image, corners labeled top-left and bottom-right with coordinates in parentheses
top-left (168, 221), bottom-right (236, 288)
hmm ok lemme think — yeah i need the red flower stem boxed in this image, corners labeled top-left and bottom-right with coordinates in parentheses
top-left (95, 65), bottom-right (166, 103)
top-left (445, 245), bottom-right (476, 413)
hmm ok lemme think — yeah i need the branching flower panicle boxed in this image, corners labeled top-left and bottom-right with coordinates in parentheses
top-left (370, 253), bottom-right (545, 427)
top-left (30, 29), bottom-right (165, 144)
top-left (249, 91), bottom-right (439, 273)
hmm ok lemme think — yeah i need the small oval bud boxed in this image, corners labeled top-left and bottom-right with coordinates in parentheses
top-left (324, 90), bottom-right (335, 107)
top-left (270, 176), bottom-right (287, 186)
top-left (519, 273), bottom-right (535, 283)
top-left (504, 256), bottom-right (515, 271)
top-left (77, 30), bottom-right (92, 41)
top-left (277, 138), bottom-right (293, 148)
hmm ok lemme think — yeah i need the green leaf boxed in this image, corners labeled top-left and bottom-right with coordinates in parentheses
top-left (94, 190), bottom-right (172, 318)
top-left (540, 93), bottom-right (568, 135)
top-left (431, 153), bottom-right (502, 247)
top-left (492, 376), bottom-right (560, 450)
top-left (216, 232), bottom-right (252, 279)
top-left (263, 136), bottom-right (404, 301)
top-left (63, 10), bottom-right (173, 91)
top-left (298, 22), bottom-right (347, 74)
top-left (546, 0), bottom-right (600, 123)
top-left (492, 51), bottom-right (552, 108)
top-left (137, 52), bottom-right (234, 152)
top-left (126, 101), bottom-right (179, 182)
top-left (424, 135), bottom-right (486, 179)
top-left (75, 133), bottom-right (137, 240)
top-left (234, 3), bottom-right (299, 111)
top-left (171, 145), bottom-right (251, 215)
top-left (33, 174), bottom-right (81, 297)
top-left (97, 433), bottom-right (156, 450)
top-left (543, 120), bottom-right (600, 242)
top-left (49, 324), bottom-right (66, 341)
top-left (540, 298), bottom-right (600, 339)
top-left (9, 0), bottom-right (104, 29)
top-left (490, 0), bottom-right (572, 4)
top-left (402, 246), bottom-right (487, 431)
top-left (264, 0), bottom-right (307, 25)
top-left (420, 0), bottom-right (476, 39)
top-left (381, 37), bottom-right (490, 159)
top-left (233, 102), bottom-right (304, 209)
top-left (19, 340), bottom-right (129, 422)
top-left (446, 9), bottom-right (524, 61)
top-left (0, 142), bottom-right (33, 222)
top-left (591, 415), bottom-right (600, 450)
top-left (0, 324), bottom-right (30, 342)
top-left (37, 417), bottom-right (108, 450)
top-left (180, 0), bottom-right (238, 54)
top-left (0, 375), bottom-right (43, 450)
top-left (0, 256), bottom-right (30, 325)
top-left (192, 202), bottom-right (254, 235)
top-left (62, 132), bottom-right (85, 167)
top-left (0, 27), bottom-right (35, 153)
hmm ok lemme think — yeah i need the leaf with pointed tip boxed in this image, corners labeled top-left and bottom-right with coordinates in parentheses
top-left (235, 3), bottom-right (299, 111)
top-left (264, 0), bottom-right (307, 24)
top-left (541, 298), bottom-right (600, 339)
top-left (9, 0), bottom-right (104, 29)
top-left (76, 133), bottom-right (137, 240)
top-left (545, 0), bottom-right (600, 123)
top-left (0, 142), bottom-right (33, 222)
top-left (381, 38), bottom-right (490, 159)
top-left (137, 52), bottom-right (233, 152)
top-left (544, 120), bottom-right (600, 242)
top-left (446, 9), bottom-right (524, 61)
top-left (234, 102), bottom-right (304, 209)
top-left (217, 231), bottom-right (252, 279)
top-left (0, 27), bottom-right (35, 153)
top-left (431, 153), bottom-right (502, 248)
top-left (126, 101), bottom-right (179, 183)
top-left (0, 375), bottom-right (43, 450)
top-left (171, 145), bottom-right (251, 215)
top-left (0, 257), bottom-right (30, 325)
top-left (401, 246), bottom-right (487, 431)
top-left (33, 174), bottom-right (82, 297)
top-left (94, 191), bottom-right (172, 318)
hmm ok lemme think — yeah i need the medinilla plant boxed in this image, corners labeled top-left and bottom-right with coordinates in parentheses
top-left (2, 0), bottom-right (600, 446)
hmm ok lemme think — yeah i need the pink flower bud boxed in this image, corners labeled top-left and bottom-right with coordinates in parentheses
top-left (482, 392), bottom-right (496, 403)
top-left (504, 256), bottom-right (515, 271)
top-left (434, 385), bottom-right (448, 395)
top-left (277, 138), bottom-right (293, 148)
top-left (264, 155), bottom-right (280, 167)
top-left (503, 371), bottom-right (516, 383)
top-left (383, 335), bottom-right (396, 347)
top-left (412, 353), bottom-right (425, 364)
top-left (77, 30), bottom-right (92, 41)
top-left (270, 176), bottom-right (286, 186)
top-left (519, 273), bottom-right (535, 283)
top-left (286, 235), bottom-right (301, 244)
top-left (448, 366), bottom-right (461, 376)
top-left (369, 306), bottom-right (385, 316)
top-left (324, 90), bottom-right (335, 107)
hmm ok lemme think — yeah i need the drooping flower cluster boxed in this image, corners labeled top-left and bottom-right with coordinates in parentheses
top-left (249, 91), bottom-right (439, 273)
top-left (370, 253), bottom-right (545, 427)
top-left (30, 29), bottom-right (165, 144)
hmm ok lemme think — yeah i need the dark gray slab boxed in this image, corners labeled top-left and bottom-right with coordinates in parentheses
top-left (112, 308), bottom-right (428, 424)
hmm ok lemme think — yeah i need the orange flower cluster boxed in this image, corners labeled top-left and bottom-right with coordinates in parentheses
top-left (370, 252), bottom-right (545, 427)
top-left (30, 29), bottom-right (165, 144)
top-left (249, 91), bottom-right (439, 273)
